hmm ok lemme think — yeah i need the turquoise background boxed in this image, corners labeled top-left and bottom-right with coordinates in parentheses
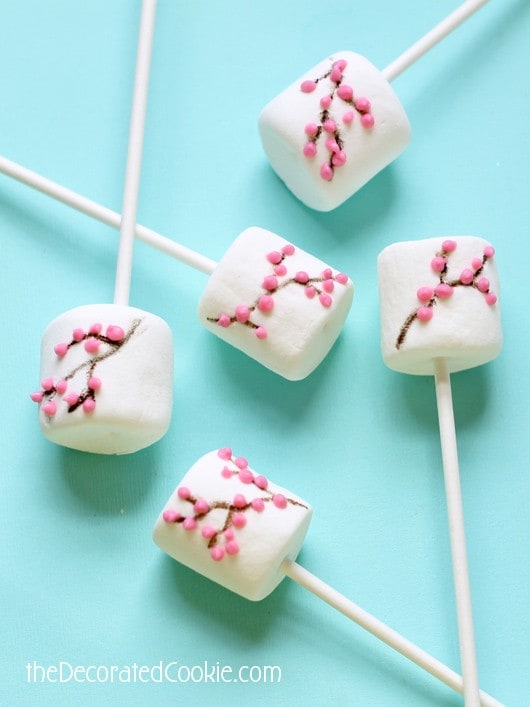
top-left (1, 1), bottom-right (528, 705)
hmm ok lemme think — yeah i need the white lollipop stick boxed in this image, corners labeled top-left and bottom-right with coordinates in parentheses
top-left (383, 0), bottom-right (490, 82)
top-left (434, 357), bottom-right (480, 705)
top-left (0, 155), bottom-right (216, 275)
top-left (114, 0), bottom-right (157, 306)
top-left (283, 560), bottom-right (502, 707)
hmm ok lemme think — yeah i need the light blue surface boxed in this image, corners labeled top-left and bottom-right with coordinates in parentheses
top-left (1, 1), bottom-right (528, 705)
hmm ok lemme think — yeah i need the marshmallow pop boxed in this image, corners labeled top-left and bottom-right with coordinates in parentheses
top-left (258, 0), bottom-right (489, 211)
top-left (378, 236), bottom-right (502, 706)
top-left (29, 0), bottom-right (173, 455)
top-left (4, 158), bottom-right (353, 382)
top-left (153, 447), bottom-right (503, 707)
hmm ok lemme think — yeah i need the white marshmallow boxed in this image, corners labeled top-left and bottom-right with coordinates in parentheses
top-left (197, 227), bottom-right (354, 380)
top-left (258, 51), bottom-right (411, 211)
top-left (378, 237), bottom-right (502, 375)
top-left (153, 448), bottom-right (312, 601)
top-left (33, 304), bottom-right (174, 454)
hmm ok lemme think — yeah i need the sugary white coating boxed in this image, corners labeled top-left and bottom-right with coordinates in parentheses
top-left (35, 304), bottom-right (173, 454)
top-left (153, 449), bottom-right (312, 601)
top-left (378, 237), bottom-right (502, 375)
top-left (258, 51), bottom-right (411, 211)
top-left (197, 227), bottom-right (354, 380)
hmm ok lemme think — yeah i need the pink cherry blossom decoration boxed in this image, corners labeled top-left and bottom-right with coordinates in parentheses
top-left (477, 277), bottom-right (490, 293)
top-left (88, 376), bottom-right (101, 390)
top-left (83, 399), bottom-right (96, 413)
top-left (194, 499), bottom-right (210, 515)
top-left (30, 392), bottom-right (44, 403)
top-left (233, 494), bottom-right (247, 509)
top-left (218, 448), bottom-right (232, 460)
top-left (54, 343), bottom-right (68, 357)
top-left (55, 380), bottom-right (68, 395)
top-left (460, 269), bottom-right (474, 285)
top-left (84, 338), bottom-right (100, 354)
top-left (201, 525), bottom-right (217, 539)
top-left (320, 163), bottom-right (333, 181)
top-left (235, 305), bottom-right (250, 323)
top-left (303, 142), bottom-right (317, 158)
top-left (300, 80), bottom-right (317, 93)
top-left (417, 286), bottom-right (434, 303)
top-left (225, 540), bottom-right (239, 555)
top-left (337, 84), bottom-right (353, 101)
top-left (41, 377), bottom-right (54, 391)
top-left (210, 546), bottom-right (225, 561)
top-left (254, 475), bottom-right (268, 490)
top-left (431, 256), bottom-right (446, 273)
top-left (163, 509), bottom-right (181, 523)
top-left (434, 283), bottom-right (453, 298)
top-left (294, 271), bottom-right (309, 284)
top-left (232, 513), bottom-right (247, 528)
top-left (255, 327), bottom-right (267, 340)
top-left (272, 494), bottom-right (287, 509)
top-left (257, 295), bottom-right (274, 313)
top-left (442, 240), bottom-right (457, 253)
top-left (183, 517), bottom-right (197, 531)
top-left (360, 113), bottom-right (375, 128)
top-left (217, 313), bottom-right (231, 328)
top-left (319, 293), bottom-right (332, 308)
top-left (106, 325), bottom-right (125, 342)
top-left (177, 486), bottom-right (191, 500)
top-left (42, 401), bottom-right (57, 416)
top-left (251, 498), bottom-right (265, 512)
top-left (417, 306), bottom-right (433, 322)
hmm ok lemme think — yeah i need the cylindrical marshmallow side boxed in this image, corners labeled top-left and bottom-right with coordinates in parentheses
top-left (378, 237), bottom-right (502, 375)
top-left (153, 449), bottom-right (313, 601)
top-left (258, 51), bottom-right (411, 211)
top-left (198, 227), bottom-right (354, 380)
top-left (37, 304), bottom-right (174, 454)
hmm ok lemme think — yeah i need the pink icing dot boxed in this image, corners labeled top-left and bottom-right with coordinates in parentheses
top-left (282, 244), bottom-right (295, 256)
top-left (434, 283), bottom-right (453, 298)
top-left (41, 377), bottom-right (54, 391)
top-left (225, 540), bottom-right (239, 555)
top-left (333, 59), bottom-right (347, 71)
top-left (55, 380), bottom-right (68, 395)
top-left (330, 66), bottom-right (343, 83)
top-left (320, 163), bottom-right (333, 181)
top-left (210, 546), bottom-right (225, 561)
top-left (163, 509), bottom-right (181, 523)
top-left (233, 513), bottom-right (247, 528)
top-left (323, 119), bottom-right (337, 133)
top-left (472, 258), bottom-right (483, 271)
top-left (486, 292), bottom-right (497, 305)
top-left (183, 517), bottom-right (197, 531)
top-left (224, 528), bottom-right (234, 541)
top-left (239, 469), bottom-right (254, 484)
top-left (320, 95), bottom-right (332, 109)
top-left (417, 306), bottom-right (433, 322)
top-left (342, 110), bottom-right (354, 124)
top-left (84, 338), bottom-right (100, 354)
top-left (477, 277), bottom-right (490, 293)
top-left (201, 524), bottom-right (217, 539)
top-left (295, 271), bottom-right (309, 284)
top-left (235, 456), bottom-right (248, 469)
top-left (30, 391), bottom-right (44, 403)
top-left (262, 275), bottom-right (278, 291)
top-left (106, 325), bottom-right (125, 342)
top-left (64, 392), bottom-right (79, 406)
top-left (303, 141), bottom-right (317, 158)
top-left (83, 399), bottom-right (96, 413)
top-left (72, 328), bottom-right (85, 342)
top-left (360, 113), bottom-right (375, 128)
top-left (88, 376), bottom-right (101, 391)
top-left (274, 264), bottom-right (287, 276)
top-left (54, 342), bottom-right (68, 357)
top-left (257, 295), bottom-right (274, 313)
top-left (325, 137), bottom-right (340, 154)
top-left (233, 494), bottom-right (247, 509)
top-left (335, 273), bottom-right (348, 284)
top-left (484, 245), bottom-right (495, 258)
top-left (89, 323), bottom-right (102, 335)
top-left (337, 84), bottom-right (353, 101)
top-left (322, 268), bottom-right (333, 279)
top-left (300, 80), bottom-right (317, 93)
top-left (217, 313), bottom-right (231, 328)
top-left (177, 486), bottom-right (191, 500)
top-left (304, 123), bottom-right (319, 137)
top-left (355, 97), bottom-right (371, 112)
top-left (273, 494), bottom-right (287, 509)
top-left (319, 293), bottom-right (333, 308)
top-left (323, 279), bottom-right (335, 293)
top-left (331, 151), bottom-right (347, 167)
top-left (254, 475), bottom-right (268, 490)
top-left (235, 305), bottom-right (250, 324)
top-left (255, 327), bottom-right (268, 340)
top-left (460, 268), bottom-right (474, 285)
top-left (221, 466), bottom-right (233, 479)
top-left (194, 499), bottom-right (210, 515)
top-left (218, 448), bottom-right (232, 460)
top-left (417, 286), bottom-right (434, 303)
top-left (266, 251), bottom-right (282, 265)
top-left (251, 498), bottom-right (265, 512)
top-left (305, 286), bottom-right (316, 299)
top-left (431, 256), bottom-right (446, 273)
top-left (42, 401), bottom-right (57, 416)
top-left (442, 240), bottom-right (457, 253)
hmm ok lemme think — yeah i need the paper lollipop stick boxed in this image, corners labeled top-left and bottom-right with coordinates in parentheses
top-left (259, 0), bottom-right (490, 210)
top-left (2, 155), bottom-right (353, 381)
top-left (27, 0), bottom-right (174, 455)
top-left (378, 237), bottom-right (502, 706)
top-left (153, 448), bottom-right (504, 707)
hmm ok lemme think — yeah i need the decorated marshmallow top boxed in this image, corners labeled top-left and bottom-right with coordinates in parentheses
top-left (378, 236), bottom-right (502, 375)
top-left (153, 448), bottom-right (312, 600)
